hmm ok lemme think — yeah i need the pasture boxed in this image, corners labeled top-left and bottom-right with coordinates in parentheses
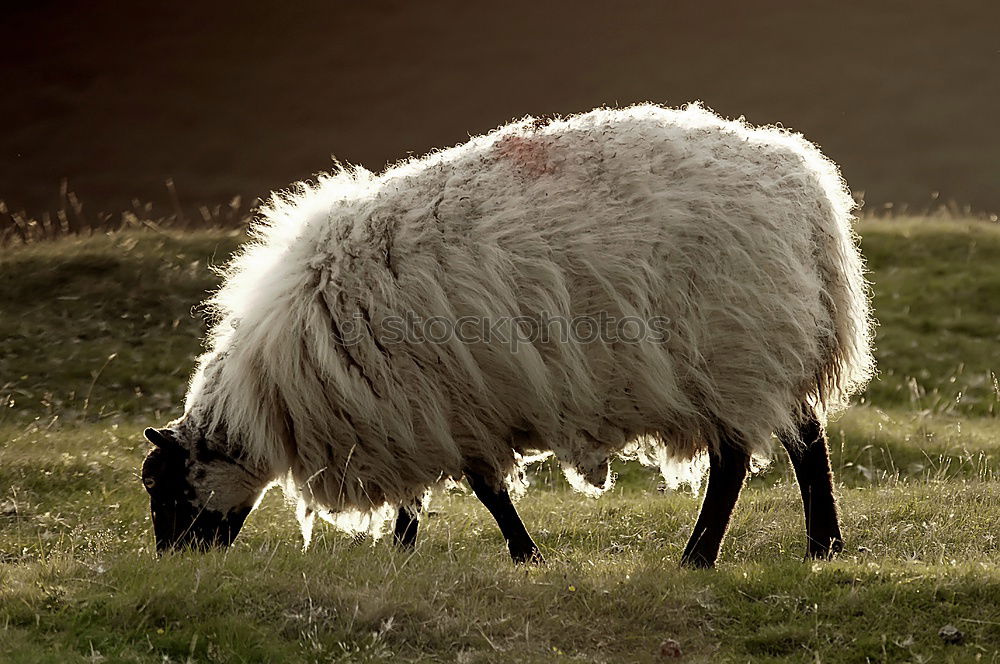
top-left (2, 218), bottom-right (1000, 663)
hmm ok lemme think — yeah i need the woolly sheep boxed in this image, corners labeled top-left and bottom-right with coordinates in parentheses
top-left (141, 103), bottom-right (873, 567)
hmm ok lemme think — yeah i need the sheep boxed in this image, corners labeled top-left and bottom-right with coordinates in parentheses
top-left (140, 103), bottom-right (873, 567)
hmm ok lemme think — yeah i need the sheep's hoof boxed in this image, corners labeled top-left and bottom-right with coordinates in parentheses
top-left (510, 545), bottom-right (545, 566)
top-left (680, 539), bottom-right (720, 568)
top-left (679, 552), bottom-right (716, 569)
top-left (807, 535), bottom-right (845, 560)
top-left (393, 538), bottom-right (416, 552)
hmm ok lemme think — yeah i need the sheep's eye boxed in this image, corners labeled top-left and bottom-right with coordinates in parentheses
top-left (143, 477), bottom-right (156, 490)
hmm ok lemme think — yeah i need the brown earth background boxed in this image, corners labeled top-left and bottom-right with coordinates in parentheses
top-left (3, 0), bottom-right (999, 218)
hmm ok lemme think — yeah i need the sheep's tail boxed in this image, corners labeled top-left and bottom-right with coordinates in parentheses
top-left (810, 182), bottom-right (875, 417)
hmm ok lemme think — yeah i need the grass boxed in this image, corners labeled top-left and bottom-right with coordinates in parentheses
top-left (2, 218), bottom-right (1000, 662)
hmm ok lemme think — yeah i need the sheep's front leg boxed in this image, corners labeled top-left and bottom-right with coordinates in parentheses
top-left (466, 469), bottom-right (543, 564)
top-left (681, 440), bottom-right (750, 568)
top-left (393, 499), bottom-right (422, 550)
top-left (779, 414), bottom-right (843, 559)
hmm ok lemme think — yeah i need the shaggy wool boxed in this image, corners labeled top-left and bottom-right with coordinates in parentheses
top-left (180, 103), bottom-right (874, 534)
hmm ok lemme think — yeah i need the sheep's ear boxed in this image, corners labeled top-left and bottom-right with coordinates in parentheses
top-left (144, 427), bottom-right (176, 449)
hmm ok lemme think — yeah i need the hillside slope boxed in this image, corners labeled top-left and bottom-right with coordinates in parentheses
top-left (3, 1), bottom-right (999, 216)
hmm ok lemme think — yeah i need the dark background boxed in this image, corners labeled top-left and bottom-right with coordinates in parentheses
top-left (3, 1), bottom-right (999, 218)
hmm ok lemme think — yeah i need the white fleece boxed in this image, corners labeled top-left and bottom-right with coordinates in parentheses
top-left (180, 103), bottom-right (874, 535)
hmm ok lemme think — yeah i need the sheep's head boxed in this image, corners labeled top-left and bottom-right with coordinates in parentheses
top-left (141, 427), bottom-right (267, 554)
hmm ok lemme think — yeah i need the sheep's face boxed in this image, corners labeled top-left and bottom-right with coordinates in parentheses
top-left (141, 427), bottom-right (266, 554)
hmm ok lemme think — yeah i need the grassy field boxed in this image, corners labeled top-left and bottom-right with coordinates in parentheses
top-left (2, 218), bottom-right (1000, 663)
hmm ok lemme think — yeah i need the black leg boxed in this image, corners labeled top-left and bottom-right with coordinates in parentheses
top-left (681, 439), bottom-right (750, 568)
top-left (393, 499), bottom-right (421, 550)
top-left (779, 414), bottom-right (844, 559)
top-left (466, 469), bottom-right (543, 564)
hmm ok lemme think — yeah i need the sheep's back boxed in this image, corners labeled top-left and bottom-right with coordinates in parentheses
top-left (357, 106), bottom-right (863, 459)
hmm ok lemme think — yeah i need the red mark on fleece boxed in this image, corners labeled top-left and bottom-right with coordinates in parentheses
top-left (496, 135), bottom-right (555, 176)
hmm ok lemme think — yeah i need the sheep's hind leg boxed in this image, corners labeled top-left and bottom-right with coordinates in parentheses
top-left (393, 499), bottom-right (422, 550)
top-left (466, 469), bottom-right (544, 564)
top-left (779, 413), bottom-right (844, 559)
top-left (680, 439), bottom-right (750, 568)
